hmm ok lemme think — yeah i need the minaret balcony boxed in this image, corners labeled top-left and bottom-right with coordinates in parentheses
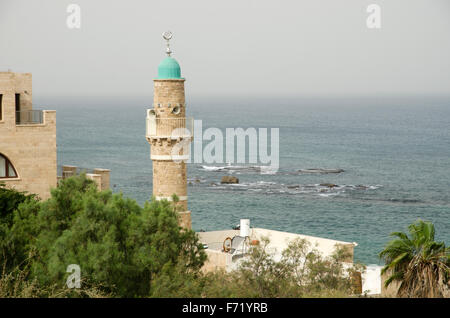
top-left (146, 115), bottom-right (193, 140)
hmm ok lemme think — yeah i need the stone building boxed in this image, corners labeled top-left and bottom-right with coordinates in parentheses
top-left (146, 32), bottom-right (193, 229)
top-left (0, 71), bottom-right (110, 199)
top-left (0, 72), bottom-right (56, 199)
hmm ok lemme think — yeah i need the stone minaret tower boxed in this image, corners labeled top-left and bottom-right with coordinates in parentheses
top-left (146, 31), bottom-right (192, 229)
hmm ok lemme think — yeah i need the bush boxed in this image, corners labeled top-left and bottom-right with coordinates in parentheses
top-left (0, 183), bottom-right (37, 272)
top-left (216, 237), bottom-right (362, 298)
top-left (1, 174), bottom-right (206, 297)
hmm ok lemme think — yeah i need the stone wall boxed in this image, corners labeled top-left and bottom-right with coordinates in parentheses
top-left (61, 165), bottom-right (111, 191)
top-left (153, 79), bottom-right (186, 118)
top-left (152, 160), bottom-right (187, 197)
top-left (86, 173), bottom-right (102, 190)
top-left (202, 249), bottom-right (233, 273)
top-left (178, 211), bottom-right (192, 229)
top-left (0, 72), bottom-right (33, 116)
top-left (93, 168), bottom-right (111, 190)
top-left (61, 165), bottom-right (77, 178)
top-left (151, 78), bottom-right (191, 228)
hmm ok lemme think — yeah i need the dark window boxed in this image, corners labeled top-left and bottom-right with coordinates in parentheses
top-left (15, 93), bottom-right (20, 124)
top-left (0, 94), bottom-right (3, 121)
top-left (0, 154), bottom-right (18, 178)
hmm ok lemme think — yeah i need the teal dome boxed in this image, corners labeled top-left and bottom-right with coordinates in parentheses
top-left (157, 57), bottom-right (183, 79)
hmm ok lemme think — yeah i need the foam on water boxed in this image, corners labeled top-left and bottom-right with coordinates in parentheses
top-left (201, 165), bottom-right (226, 171)
top-left (201, 176), bottom-right (382, 199)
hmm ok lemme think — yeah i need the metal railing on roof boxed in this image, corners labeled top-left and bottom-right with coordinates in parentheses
top-left (16, 110), bottom-right (43, 125)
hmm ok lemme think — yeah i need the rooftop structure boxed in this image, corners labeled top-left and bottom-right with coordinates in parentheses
top-left (198, 226), bottom-right (357, 272)
top-left (198, 223), bottom-right (381, 295)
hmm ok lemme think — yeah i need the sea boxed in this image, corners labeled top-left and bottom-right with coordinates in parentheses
top-left (37, 95), bottom-right (450, 265)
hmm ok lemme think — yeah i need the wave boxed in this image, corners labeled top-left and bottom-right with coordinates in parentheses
top-left (207, 181), bottom-right (381, 198)
top-left (318, 192), bottom-right (341, 197)
top-left (200, 165), bottom-right (264, 173)
top-left (200, 166), bottom-right (346, 175)
top-left (200, 166), bottom-right (348, 176)
top-left (201, 165), bottom-right (227, 171)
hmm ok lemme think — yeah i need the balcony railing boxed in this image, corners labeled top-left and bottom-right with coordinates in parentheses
top-left (146, 117), bottom-right (193, 138)
top-left (16, 110), bottom-right (44, 125)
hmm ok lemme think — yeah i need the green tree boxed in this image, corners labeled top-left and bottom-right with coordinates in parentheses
top-left (0, 183), bottom-right (37, 271)
top-left (7, 174), bottom-right (206, 297)
top-left (0, 182), bottom-right (36, 224)
top-left (379, 219), bottom-right (450, 298)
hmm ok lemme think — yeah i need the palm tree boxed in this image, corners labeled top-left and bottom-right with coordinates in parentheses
top-left (379, 219), bottom-right (450, 298)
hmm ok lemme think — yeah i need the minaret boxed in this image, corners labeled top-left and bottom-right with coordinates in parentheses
top-left (146, 31), bottom-right (192, 229)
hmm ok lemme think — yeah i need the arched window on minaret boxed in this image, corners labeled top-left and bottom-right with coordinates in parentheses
top-left (0, 154), bottom-right (18, 178)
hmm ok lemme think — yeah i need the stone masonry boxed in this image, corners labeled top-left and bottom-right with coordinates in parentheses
top-left (0, 72), bottom-right (56, 199)
top-left (148, 79), bottom-right (192, 229)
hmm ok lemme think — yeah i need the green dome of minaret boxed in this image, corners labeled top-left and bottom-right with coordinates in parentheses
top-left (157, 57), bottom-right (182, 79)
top-left (156, 31), bottom-right (183, 79)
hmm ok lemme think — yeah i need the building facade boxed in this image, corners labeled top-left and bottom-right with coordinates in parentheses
top-left (0, 72), bottom-right (57, 199)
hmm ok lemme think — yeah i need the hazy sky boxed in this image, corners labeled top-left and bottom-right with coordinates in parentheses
top-left (1, 0), bottom-right (449, 98)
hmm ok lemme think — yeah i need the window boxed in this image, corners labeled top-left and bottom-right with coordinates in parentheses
top-left (0, 154), bottom-right (18, 178)
top-left (15, 94), bottom-right (20, 124)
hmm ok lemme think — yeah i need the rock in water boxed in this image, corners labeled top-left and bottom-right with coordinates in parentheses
top-left (298, 168), bottom-right (344, 174)
top-left (320, 183), bottom-right (338, 188)
top-left (221, 176), bottom-right (239, 184)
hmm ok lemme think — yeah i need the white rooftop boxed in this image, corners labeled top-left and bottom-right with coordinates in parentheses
top-left (198, 227), bottom-right (356, 260)
top-left (197, 227), bottom-right (381, 295)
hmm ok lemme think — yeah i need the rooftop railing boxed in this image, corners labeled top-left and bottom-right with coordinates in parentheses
top-left (146, 117), bottom-right (194, 138)
top-left (16, 110), bottom-right (43, 125)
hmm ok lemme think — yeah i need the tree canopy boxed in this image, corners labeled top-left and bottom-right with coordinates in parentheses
top-left (0, 175), bottom-right (206, 297)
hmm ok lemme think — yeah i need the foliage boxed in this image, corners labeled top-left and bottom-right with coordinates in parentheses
top-left (216, 237), bottom-right (362, 298)
top-left (0, 182), bottom-right (37, 224)
top-left (379, 219), bottom-right (450, 298)
top-left (1, 176), bottom-right (362, 298)
top-left (0, 251), bottom-right (111, 298)
top-left (0, 182), bottom-right (37, 272)
top-left (0, 174), bottom-right (206, 297)
top-left (151, 237), bottom-right (362, 298)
